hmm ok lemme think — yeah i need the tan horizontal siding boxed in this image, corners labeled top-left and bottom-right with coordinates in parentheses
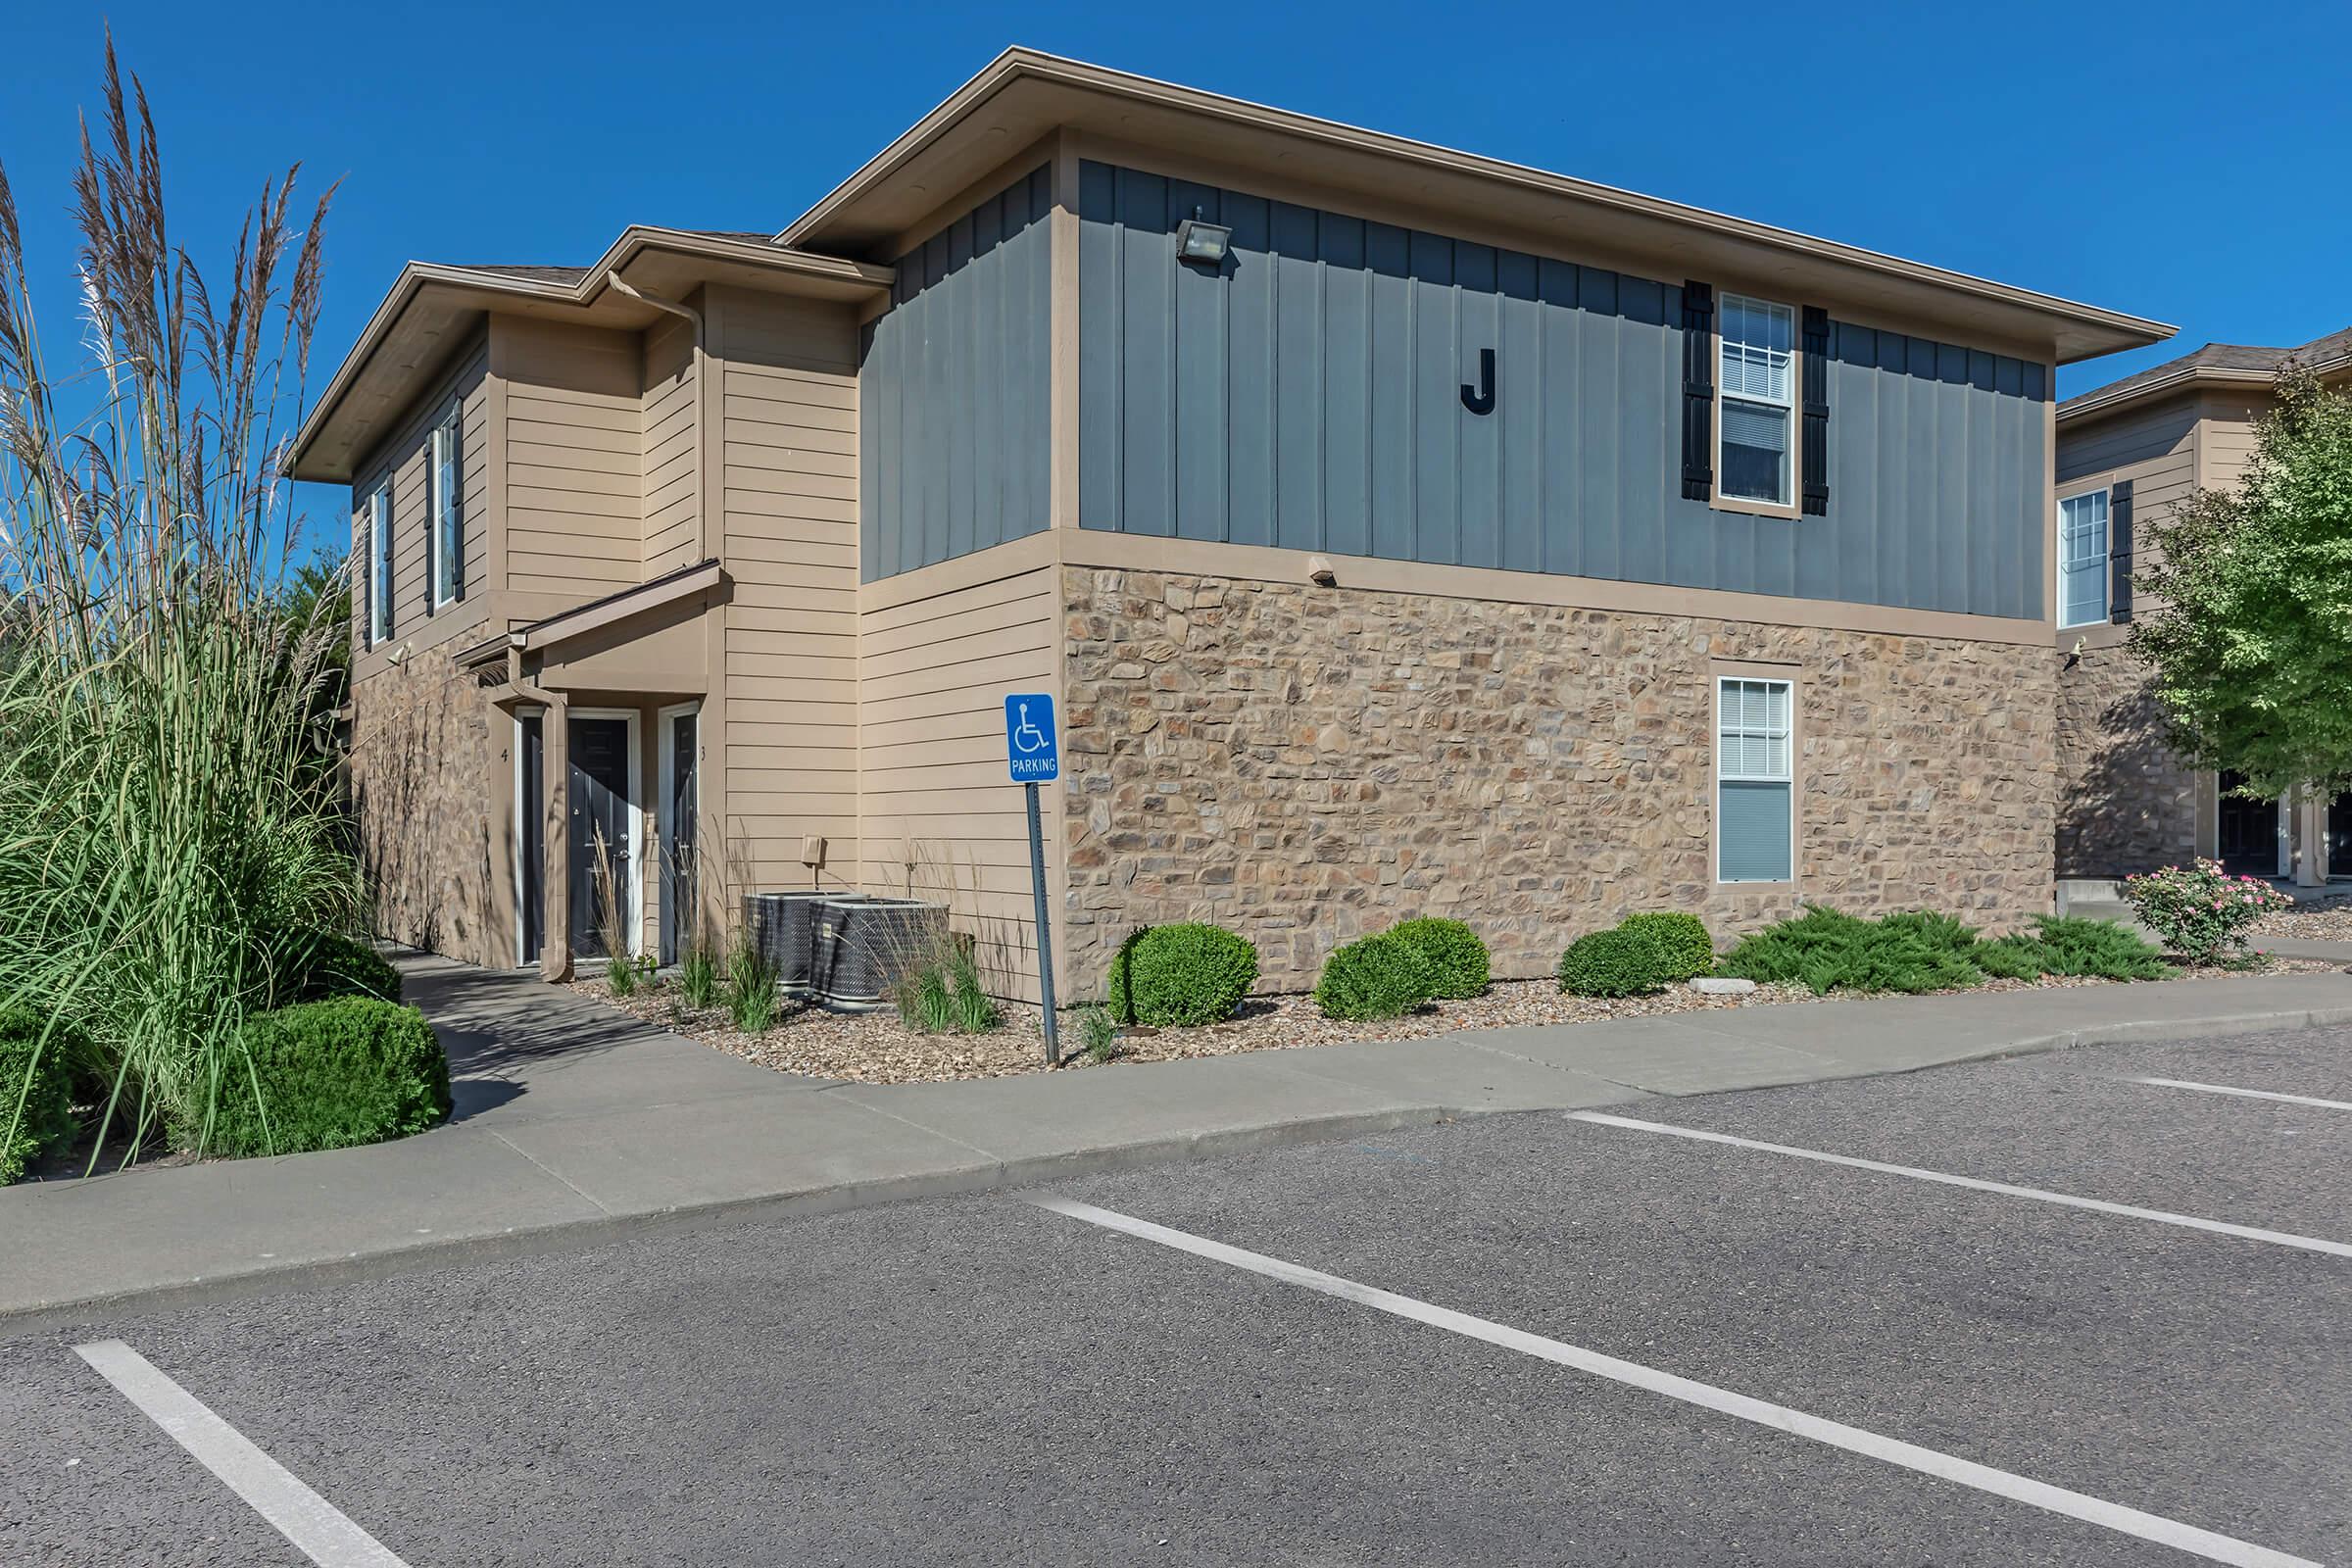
top-left (349, 337), bottom-right (490, 653)
top-left (643, 312), bottom-right (700, 577)
top-left (715, 285), bottom-right (864, 910)
top-left (495, 316), bottom-right (645, 607)
top-left (856, 562), bottom-right (1061, 1004)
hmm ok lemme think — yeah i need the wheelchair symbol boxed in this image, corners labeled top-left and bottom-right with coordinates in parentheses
top-left (1011, 703), bottom-right (1048, 755)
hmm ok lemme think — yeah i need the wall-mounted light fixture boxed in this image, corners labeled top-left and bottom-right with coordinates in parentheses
top-left (1174, 206), bottom-right (1233, 268)
top-left (1305, 555), bottom-right (1338, 588)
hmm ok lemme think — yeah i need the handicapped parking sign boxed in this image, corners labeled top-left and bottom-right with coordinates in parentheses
top-left (1004, 692), bottom-right (1058, 783)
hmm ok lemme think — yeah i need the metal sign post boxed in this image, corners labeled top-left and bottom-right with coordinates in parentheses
top-left (1004, 694), bottom-right (1061, 1066)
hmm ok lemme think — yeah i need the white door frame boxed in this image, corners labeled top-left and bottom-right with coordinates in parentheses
top-left (512, 706), bottom-right (545, 968)
top-left (657, 701), bottom-right (702, 964)
top-left (568, 707), bottom-right (645, 958)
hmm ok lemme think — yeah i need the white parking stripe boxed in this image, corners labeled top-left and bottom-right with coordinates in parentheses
top-left (2132, 1077), bottom-right (2352, 1113)
top-left (74, 1340), bottom-right (410, 1568)
top-left (1567, 1111), bottom-right (2352, 1258)
top-left (1030, 1195), bottom-right (2314, 1568)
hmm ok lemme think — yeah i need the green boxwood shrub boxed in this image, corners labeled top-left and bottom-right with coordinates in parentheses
top-left (278, 930), bottom-right (402, 1005)
top-left (1106, 923), bottom-right (1259, 1027)
top-left (1314, 934), bottom-right (1437, 1020)
top-left (1617, 912), bottom-right (1716, 982)
top-left (199, 999), bottom-right (452, 1158)
top-left (1557, 926), bottom-right (1686, 998)
top-left (0, 1010), bottom-right (80, 1185)
top-left (1385, 917), bottom-right (1490, 1000)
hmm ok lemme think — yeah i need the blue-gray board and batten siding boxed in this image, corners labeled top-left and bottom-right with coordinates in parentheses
top-left (1075, 161), bottom-right (2050, 621)
top-left (858, 164), bottom-right (1054, 582)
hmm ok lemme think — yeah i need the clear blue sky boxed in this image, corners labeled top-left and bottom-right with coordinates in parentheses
top-left (7, 0), bottom-right (2346, 554)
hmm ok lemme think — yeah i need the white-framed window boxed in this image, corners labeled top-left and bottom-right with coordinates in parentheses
top-left (367, 480), bottom-right (394, 646)
top-left (1717, 676), bottom-right (1793, 884)
top-left (2059, 489), bottom-right (2110, 627)
top-left (1718, 294), bottom-right (1796, 507)
top-left (429, 409), bottom-right (463, 610)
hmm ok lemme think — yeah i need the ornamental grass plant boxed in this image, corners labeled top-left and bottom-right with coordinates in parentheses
top-left (0, 40), bottom-right (358, 1165)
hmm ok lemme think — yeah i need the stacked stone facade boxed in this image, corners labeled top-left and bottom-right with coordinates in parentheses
top-left (348, 644), bottom-right (507, 968)
top-left (2053, 644), bottom-right (2201, 877)
top-left (1059, 567), bottom-right (2058, 994)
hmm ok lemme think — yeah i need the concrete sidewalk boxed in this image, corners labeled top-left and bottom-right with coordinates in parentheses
top-left (9, 955), bottom-right (2352, 1330)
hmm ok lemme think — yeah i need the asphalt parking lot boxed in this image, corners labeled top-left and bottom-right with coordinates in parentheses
top-left (3, 1025), bottom-right (2346, 1566)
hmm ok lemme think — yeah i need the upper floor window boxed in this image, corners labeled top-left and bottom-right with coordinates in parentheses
top-left (429, 410), bottom-right (463, 610)
top-left (367, 481), bottom-right (394, 646)
top-left (1718, 294), bottom-right (1796, 507)
top-left (2059, 490), bottom-right (2110, 627)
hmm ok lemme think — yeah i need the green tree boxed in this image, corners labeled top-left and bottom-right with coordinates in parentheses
top-left (2132, 366), bottom-right (2352, 800)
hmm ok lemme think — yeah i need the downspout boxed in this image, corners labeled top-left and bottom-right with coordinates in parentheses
top-left (607, 272), bottom-right (704, 349)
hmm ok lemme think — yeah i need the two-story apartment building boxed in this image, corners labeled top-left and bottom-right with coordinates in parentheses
top-left (288, 50), bottom-right (2172, 999)
top-left (2053, 324), bottom-right (2352, 886)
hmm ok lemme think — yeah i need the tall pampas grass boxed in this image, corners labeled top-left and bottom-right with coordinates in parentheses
top-left (0, 35), bottom-right (354, 1164)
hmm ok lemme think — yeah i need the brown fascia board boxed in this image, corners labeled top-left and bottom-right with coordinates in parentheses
top-left (778, 48), bottom-right (2174, 365)
top-left (2057, 348), bottom-right (2352, 427)
top-left (456, 559), bottom-right (727, 669)
top-left (289, 232), bottom-right (891, 484)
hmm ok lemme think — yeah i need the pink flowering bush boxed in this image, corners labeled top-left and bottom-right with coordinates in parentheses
top-left (2117, 859), bottom-right (2293, 962)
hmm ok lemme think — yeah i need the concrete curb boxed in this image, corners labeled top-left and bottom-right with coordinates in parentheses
top-left (9, 998), bottom-right (2351, 1338)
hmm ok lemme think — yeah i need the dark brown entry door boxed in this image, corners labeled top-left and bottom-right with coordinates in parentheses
top-left (2330, 793), bottom-right (2352, 879)
top-left (567, 716), bottom-right (633, 958)
top-left (519, 712), bottom-right (544, 965)
top-left (2216, 770), bottom-right (2278, 878)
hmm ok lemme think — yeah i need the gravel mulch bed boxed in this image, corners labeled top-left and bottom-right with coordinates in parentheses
top-left (573, 952), bottom-right (2339, 1086)
top-left (2253, 895), bottom-right (2352, 943)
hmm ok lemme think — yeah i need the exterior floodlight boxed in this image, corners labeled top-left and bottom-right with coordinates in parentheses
top-left (1174, 207), bottom-right (1232, 268)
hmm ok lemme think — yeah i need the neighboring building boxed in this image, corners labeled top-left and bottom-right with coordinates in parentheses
top-left (288, 50), bottom-right (2170, 998)
top-left (2053, 325), bottom-right (2352, 886)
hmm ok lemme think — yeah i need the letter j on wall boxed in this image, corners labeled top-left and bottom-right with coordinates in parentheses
top-left (1004, 692), bottom-right (1059, 783)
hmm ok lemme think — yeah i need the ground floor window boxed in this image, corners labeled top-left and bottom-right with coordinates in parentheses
top-left (1717, 676), bottom-right (1793, 883)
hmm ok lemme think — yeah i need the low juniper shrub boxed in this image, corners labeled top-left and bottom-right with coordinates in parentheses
top-left (1385, 917), bottom-right (1490, 1000)
top-left (1106, 924), bottom-right (1259, 1027)
top-left (1313, 933), bottom-right (1436, 1021)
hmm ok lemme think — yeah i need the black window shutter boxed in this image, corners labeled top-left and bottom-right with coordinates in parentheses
top-left (2108, 479), bottom-right (2134, 623)
top-left (1799, 307), bottom-right (1831, 516)
top-left (1680, 280), bottom-right (1715, 501)
top-left (422, 450), bottom-right (437, 618)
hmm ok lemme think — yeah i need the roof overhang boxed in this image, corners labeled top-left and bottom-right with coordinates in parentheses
top-left (781, 48), bottom-right (2173, 367)
top-left (291, 232), bottom-right (891, 484)
top-left (456, 559), bottom-right (727, 669)
top-left (2058, 347), bottom-right (2352, 427)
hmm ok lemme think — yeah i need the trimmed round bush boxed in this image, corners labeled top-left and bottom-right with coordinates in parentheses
top-left (201, 998), bottom-right (452, 1157)
top-left (1616, 912), bottom-right (1716, 982)
top-left (1385, 917), bottom-right (1490, 1000)
top-left (1556, 926), bottom-right (1683, 998)
top-left (1106, 923), bottom-right (1259, 1027)
top-left (0, 1010), bottom-right (81, 1185)
top-left (1314, 934), bottom-right (1437, 1021)
top-left (279, 929), bottom-right (402, 1006)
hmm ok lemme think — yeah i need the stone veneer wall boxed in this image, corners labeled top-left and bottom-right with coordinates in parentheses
top-left (1059, 567), bottom-right (2057, 993)
top-left (2054, 644), bottom-right (2201, 877)
top-left (348, 644), bottom-right (507, 968)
